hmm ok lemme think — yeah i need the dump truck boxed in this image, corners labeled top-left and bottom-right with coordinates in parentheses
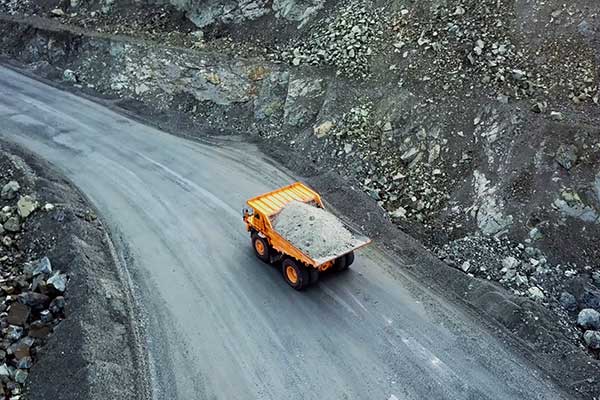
top-left (243, 182), bottom-right (371, 290)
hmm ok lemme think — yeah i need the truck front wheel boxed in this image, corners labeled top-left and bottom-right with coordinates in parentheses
top-left (252, 233), bottom-right (270, 263)
top-left (282, 258), bottom-right (309, 290)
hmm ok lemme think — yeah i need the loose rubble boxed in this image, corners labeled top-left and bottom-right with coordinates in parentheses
top-left (281, 1), bottom-right (386, 78)
top-left (273, 200), bottom-right (365, 263)
top-left (1, 168), bottom-right (68, 396)
top-left (437, 234), bottom-right (600, 353)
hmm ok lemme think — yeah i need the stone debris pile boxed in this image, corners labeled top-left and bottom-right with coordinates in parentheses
top-left (1, 180), bottom-right (68, 397)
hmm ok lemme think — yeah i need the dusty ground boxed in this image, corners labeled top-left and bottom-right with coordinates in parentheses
top-left (0, 141), bottom-right (147, 400)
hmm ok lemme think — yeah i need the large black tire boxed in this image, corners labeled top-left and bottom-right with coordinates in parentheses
top-left (345, 251), bottom-right (355, 267)
top-left (282, 258), bottom-right (310, 290)
top-left (251, 233), bottom-right (270, 263)
top-left (309, 268), bottom-right (320, 285)
top-left (333, 256), bottom-right (348, 272)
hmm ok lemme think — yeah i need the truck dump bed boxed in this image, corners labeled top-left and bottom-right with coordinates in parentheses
top-left (246, 182), bottom-right (371, 267)
top-left (246, 182), bottom-right (322, 217)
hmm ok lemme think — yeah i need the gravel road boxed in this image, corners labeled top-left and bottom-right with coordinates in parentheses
top-left (0, 65), bottom-right (572, 400)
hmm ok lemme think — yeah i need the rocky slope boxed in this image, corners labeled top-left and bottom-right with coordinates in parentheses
top-left (0, 0), bottom-right (599, 394)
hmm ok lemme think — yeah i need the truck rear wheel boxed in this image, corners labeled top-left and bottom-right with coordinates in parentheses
top-left (282, 258), bottom-right (309, 290)
top-left (333, 256), bottom-right (348, 272)
top-left (252, 233), bottom-right (270, 263)
top-left (345, 251), bottom-right (355, 267)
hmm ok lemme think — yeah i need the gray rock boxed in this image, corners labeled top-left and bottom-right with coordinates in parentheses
top-left (7, 304), bottom-right (30, 326)
top-left (313, 121), bottom-right (334, 137)
top-left (401, 147), bottom-right (420, 162)
top-left (6, 325), bottom-right (23, 342)
top-left (17, 195), bottom-right (38, 218)
top-left (577, 308), bottom-right (600, 330)
top-left (502, 256), bottom-right (520, 270)
top-left (0, 364), bottom-right (8, 378)
top-left (49, 296), bottom-right (65, 314)
top-left (460, 261), bottom-right (471, 272)
top-left (555, 144), bottom-right (578, 170)
top-left (27, 257), bottom-right (52, 276)
top-left (528, 227), bottom-right (543, 241)
top-left (3, 216), bottom-right (20, 233)
top-left (63, 69), bottom-right (77, 83)
top-left (583, 330), bottom-right (600, 350)
top-left (578, 20), bottom-right (593, 38)
top-left (40, 310), bottom-right (53, 323)
top-left (580, 288), bottom-right (600, 310)
top-left (283, 78), bottom-right (324, 127)
top-left (514, 274), bottom-right (528, 286)
top-left (48, 272), bottom-right (67, 293)
top-left (550, 111), bottom-right (564, 121)
top-left (16, 357), bottom-right (32, 370)
top-left (559, 292), bottom-right (577, 311)
top-left (17, 292), bottom-right (50, 310)
top-left (501, 268), bottom-right (516, 281)
top-left (531, 101), bottom-right (547, 113)
top-left (511, 69), bottom-right (527, 80)
top-left (14, 369), bottom-right (28, 384)
top-left (593, 271), bottom-right (600, 286)
top-left (1, 181), bottom-right (20, 200)
top-left (389, 206), bottom-right (407, 219)
top-left (190, 30), bottom-right (204, 41)
top-left (527, 286), bottom-right (545, 301)
top-left (273, 0), bottom-right (325, 26)
top-left (50, 8), bottom-right (65, 16)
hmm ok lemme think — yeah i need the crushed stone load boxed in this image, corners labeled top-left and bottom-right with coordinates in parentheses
top-left (273, 200), bottom-right (364, 263)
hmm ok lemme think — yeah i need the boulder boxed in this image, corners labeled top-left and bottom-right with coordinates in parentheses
top-left (580, 288), bottom-right (600, 310)
top-left (17, 292), bottom-right (50, 310)
top-left (559, 292), bottom-right (577, 311)
top-left (460, 261), bottom-right (471, 272)
top-left (63, 69), bottom-right (77, 82)
top-left (555, 144), bottom-right (578, 170)
top-left (49, 296), bottom-right (65, 314)
top-left (14, 369), bottom-right (28, 384)
top-left (313, 121), bottom-right (334, 137)
top-left (583, 330), bottom-right (600, 350)
top-left (527, 286), bottom-right (545, 301)
top-left (47, 272), bottom-right (67, 293)
top-left (3, 216), bottom-right (20, 232)
top-left (0, 181), bottom-right (19, 200)
top-left (502, 256), bottom-right (520, 270)
top-left (17, 195), bottom-right (39, 218)
top-left (26, 257), bottom-right (52, 276)
top-left (7, 303), bottom-right (30, 326)
top-left (283, 78), bottom-right (325, 127)
top-left (6, 325), bottom-right (23, 342)
top-left (577, 308), bottom-right (600, 330)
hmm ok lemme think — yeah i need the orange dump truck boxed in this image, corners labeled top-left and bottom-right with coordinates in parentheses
top-left (243, 182), bottom-right (371, 290)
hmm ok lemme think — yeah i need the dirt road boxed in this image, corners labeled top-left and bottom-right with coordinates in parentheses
top-left (0, 65), bottom-right (571, 400)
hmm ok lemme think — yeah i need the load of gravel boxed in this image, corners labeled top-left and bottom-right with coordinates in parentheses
top-left (272, 200), bottom-right (365, 263)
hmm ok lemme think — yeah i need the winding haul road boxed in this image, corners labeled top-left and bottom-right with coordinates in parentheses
top-left (0, 66), bottom-right (569, 400)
